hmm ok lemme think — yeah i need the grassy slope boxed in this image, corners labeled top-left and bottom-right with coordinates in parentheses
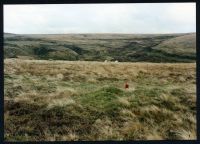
top-left (4, 33), bottom-right (196, 62)
top-left (152, 33), bottom-right (196, 57)
top-left (4, 59), bottom-right (196, 141)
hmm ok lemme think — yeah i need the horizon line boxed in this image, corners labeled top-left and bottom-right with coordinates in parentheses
top-left (4, 32), bottom-right (196, 35)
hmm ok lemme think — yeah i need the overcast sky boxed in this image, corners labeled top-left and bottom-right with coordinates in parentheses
top-left (4, 3), bottom-right (196, 34)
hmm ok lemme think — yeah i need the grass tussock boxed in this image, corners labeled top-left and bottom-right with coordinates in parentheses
top-left (4, 59), bottom-right (196, 141)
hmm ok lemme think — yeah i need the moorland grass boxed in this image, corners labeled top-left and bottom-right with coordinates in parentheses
top-left (4, 59), bottom-right (196, 141)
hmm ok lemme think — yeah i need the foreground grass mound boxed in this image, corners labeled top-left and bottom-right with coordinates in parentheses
top-left (4, 59), bottom-right (196, 141)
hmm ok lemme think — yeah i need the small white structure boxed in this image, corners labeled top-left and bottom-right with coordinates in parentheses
top-left (104, 60), bottom-right (108, 63)
top-left (115, 60), bottom-right (118, 63)
top-left (57, 73), bottom-right (64, 80)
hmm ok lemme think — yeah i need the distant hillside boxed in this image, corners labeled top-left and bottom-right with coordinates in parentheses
top-left (152, 33), bottom-right (196, 55)
top-left (4, 33), bottom-right (17, 37)
top-left (4, 33), bottom-right (196, 62)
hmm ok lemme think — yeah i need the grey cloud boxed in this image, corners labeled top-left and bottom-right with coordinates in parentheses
top-left (4, 3), bottom-right (196, 34)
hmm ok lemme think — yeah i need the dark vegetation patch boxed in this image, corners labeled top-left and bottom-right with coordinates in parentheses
top-left (4, 87), bottom-right (125, 141)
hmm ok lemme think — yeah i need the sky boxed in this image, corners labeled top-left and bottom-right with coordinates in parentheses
top-left (4, 3), bottom-right (196, 34)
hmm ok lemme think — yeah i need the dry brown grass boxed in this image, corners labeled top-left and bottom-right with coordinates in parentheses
top-left (4, 59), bottom-right (195, 82)
top-left (4, 59), bottom-right (196, 141)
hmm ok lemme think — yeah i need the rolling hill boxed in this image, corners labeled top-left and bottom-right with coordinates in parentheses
top-left (4, 33), bottom-right (196, 62)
